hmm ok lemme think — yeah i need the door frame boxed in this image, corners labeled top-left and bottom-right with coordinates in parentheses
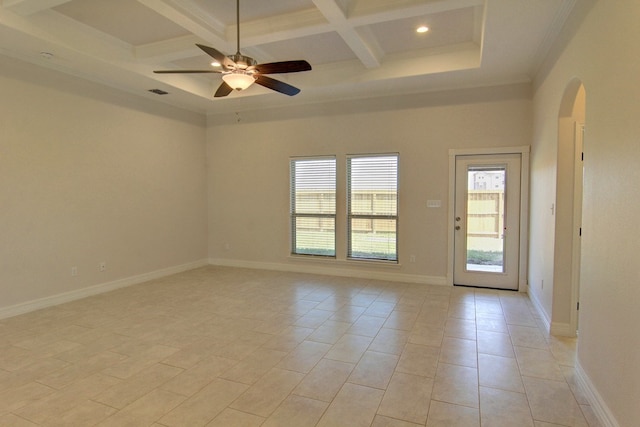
top-left (570, 122), bottom-right (584, 334)
top-left (453, 154), bottom-right (521, 290)
top-left (447, 146), bottom-right (530, 291)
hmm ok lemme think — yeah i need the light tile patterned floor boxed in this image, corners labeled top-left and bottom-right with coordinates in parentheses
top-left (0, 266), bottom-right (601, 426)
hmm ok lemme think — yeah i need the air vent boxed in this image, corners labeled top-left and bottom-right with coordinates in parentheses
top-left (148, 89), bottom-right (169, 95)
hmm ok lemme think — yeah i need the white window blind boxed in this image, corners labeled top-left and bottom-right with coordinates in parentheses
top-left (290, 157), bottom-right (336, 256)
top-left (347, 154), bottom-right (398, 261)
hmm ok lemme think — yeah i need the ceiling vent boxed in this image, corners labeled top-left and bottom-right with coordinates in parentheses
top-left (148, 88), bottom-right (169, 95)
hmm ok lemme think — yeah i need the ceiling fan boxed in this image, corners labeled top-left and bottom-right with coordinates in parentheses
top-left (154, 0), bottom-right (311, 97)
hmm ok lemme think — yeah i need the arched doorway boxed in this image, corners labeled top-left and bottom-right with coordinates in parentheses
top-left (552, 79), bottom-right (586, 336)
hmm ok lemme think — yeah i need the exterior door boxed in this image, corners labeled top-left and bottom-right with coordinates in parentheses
top-left (453, 154), bottom-right (521, 289)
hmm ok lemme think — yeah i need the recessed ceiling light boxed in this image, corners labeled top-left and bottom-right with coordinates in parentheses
top-left (416, 26), bottom-right (429, 34)
top-left (211, 61), bottom-right (221, 67)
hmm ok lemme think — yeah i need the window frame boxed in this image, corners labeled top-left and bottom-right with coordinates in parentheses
top-left (346, 153), bottom-right (399, 262)
top-left (290, 156), bottom-right (337, 258)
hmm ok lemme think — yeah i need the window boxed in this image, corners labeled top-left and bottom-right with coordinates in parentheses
top-left (347, 154), bottom-right (398, 261)
top-left (290, 157), bottom-right (336, 256)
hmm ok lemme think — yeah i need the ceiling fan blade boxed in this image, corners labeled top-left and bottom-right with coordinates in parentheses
top-left (154, 70), bottom-right (222, 74)
top-left (255, 75), bottom-right (301, 96)
top-left (253, 60), bottom-right (311, 74)
top-left (196, 44), bottom-right (235, 69)
top-left (214, 81), bottom-right (234, 98)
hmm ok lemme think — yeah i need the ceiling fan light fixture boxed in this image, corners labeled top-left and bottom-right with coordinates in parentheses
top-left (222, 72), bottom-right (256, 91)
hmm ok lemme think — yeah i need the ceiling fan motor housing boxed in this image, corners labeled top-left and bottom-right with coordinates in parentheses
top-left (228, 54), bottom-right (257, 70)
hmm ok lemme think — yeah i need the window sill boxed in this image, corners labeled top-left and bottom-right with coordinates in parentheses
top-left (288, 254), bottom-right (401, 269)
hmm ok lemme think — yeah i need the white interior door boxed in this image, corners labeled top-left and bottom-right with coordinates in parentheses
top-left (454, 154), bottom-right (521, 290)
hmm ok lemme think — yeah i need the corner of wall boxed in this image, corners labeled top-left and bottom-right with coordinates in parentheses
top-left (208, 258), bottom-right (448, 286)
top-left (550, 322), bottom-right (575, 337)
top-left (0, 260), bottom-right (209, 320)
top-left (527, 287), bottom-right (551, 333)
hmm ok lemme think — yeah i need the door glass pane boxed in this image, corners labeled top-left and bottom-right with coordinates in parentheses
top-left (466, 166), bottom-right (506, 272)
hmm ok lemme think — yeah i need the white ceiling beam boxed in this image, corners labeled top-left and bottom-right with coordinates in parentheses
top-left (0, 7), bottom-right (131, 60)
top-left (135, 35), bottom-right (202, 61)
top-left (348, 0), bottom-right (484, 26)
top-left (0, 7), bottom-right (213, 106)
top-left (168, 0), bottom-right (226, 32)
top-left (136, 0), bottom-right (483, 65)
top-left (136, 8), bottom-right (330, 62)
top-left (313, 0), bottom-right (381, 68)
top-left (136, 0), bottom-right (233, 52)
top-left (2, 0), bottom-right (72, 16)
top-left (227, 8), bottom-right (329, 47)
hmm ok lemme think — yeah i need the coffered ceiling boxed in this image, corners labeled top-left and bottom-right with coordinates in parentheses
top-left (0, 0), bottom-right (576, 114)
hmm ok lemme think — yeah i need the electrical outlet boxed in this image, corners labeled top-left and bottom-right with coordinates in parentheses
top-left (99, 262), bottom-right (106, 272)
top-left (409, 255), bottom-right (416, 263)
top-left (71, 266), bottom-right (78, 276)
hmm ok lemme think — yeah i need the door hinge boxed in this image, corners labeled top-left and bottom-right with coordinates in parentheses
top-left (577, 302), bottom-right (580, 310)
top-left (581, 152), bottom-right (584, 161)
top-left (579, 227), bottom-right (582, 236)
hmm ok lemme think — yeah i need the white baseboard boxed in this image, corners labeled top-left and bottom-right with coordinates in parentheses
top-left (527, 288), bottom-right (551, 333)
top-left (208, 258), bottom-right (448, 286)
top-left (575, 361), bottom-right (620, 427)
top-left (550, 321), bottom-right (576, 337)
top-left (526, 288), bottom-right (576, 337)
top-left (0, 259), bottom-right (209, 320)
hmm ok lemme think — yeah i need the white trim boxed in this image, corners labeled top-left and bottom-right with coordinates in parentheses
top-left (527, 286), bottom-right (551, 333)
top-left (570, 121), bottom-right (584, 338)
top-left (550, 322), bottom-right (575, 337)
top-left (447, 145), bottom-right (530, 289)
top-left (288, 255), bottom-right (402, 269)
top-left (447, 152), bottom-right (456, 286)
top-left (209, 258), bottom-right (447, 286)
top-left (529, 286), bottom-right (577, 337)
top-left (519, 148), bottom-right (530, 292)
top-left (575, 361), bottom-right (621, 427)
top-left (0, 259), bottom-right (209, 320)
top-left (530, 0), bottom-right (578, 78)
top-left (447, 146), bottom-right (531, 157)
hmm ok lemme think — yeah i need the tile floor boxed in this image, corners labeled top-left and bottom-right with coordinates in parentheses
top-left (0, 266), bottom-right (601, 426)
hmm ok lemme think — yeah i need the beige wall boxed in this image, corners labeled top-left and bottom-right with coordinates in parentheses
top-left (529, 0), bottom-right (640, 424)
top-left (0, 55), bottom-right (208, 314)
top-left (206, 84), bottom-right (532, 283)
top-left (3, 0), bottom-right (637, 422)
